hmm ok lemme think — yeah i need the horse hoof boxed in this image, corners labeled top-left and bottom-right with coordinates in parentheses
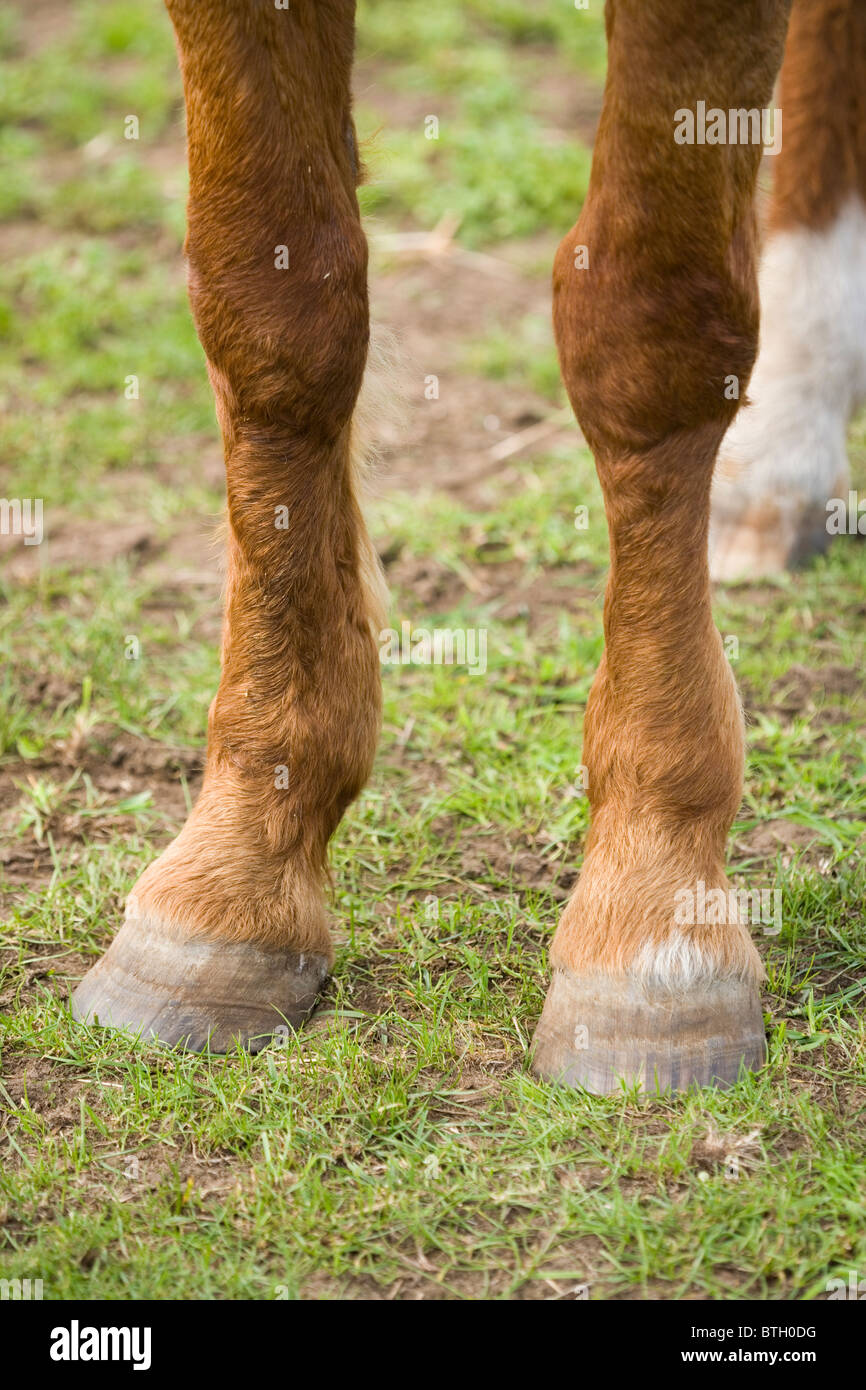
top-left (531, 969), bottom-right (766, 1094)
top-left (709, 499), bottom-right (831, 581)
top-left (71, 913), bottom-right (329, 1052)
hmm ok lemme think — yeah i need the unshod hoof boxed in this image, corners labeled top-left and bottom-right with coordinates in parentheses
top-left (72, 913), bottom-right (329, 1052)
top-left (532, 969), bottom-right (766, 1094)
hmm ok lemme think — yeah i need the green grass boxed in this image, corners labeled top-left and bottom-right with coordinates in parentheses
top-left (1, 0), bottom-right (865, 1301)
top-left (462, 315), bottom-right (566, 403)
top-left (355, 1), bottom-right (599, 243)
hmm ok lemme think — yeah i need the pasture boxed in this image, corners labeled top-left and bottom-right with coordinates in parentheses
top-left (1, 0), bottom-right (865, 1300)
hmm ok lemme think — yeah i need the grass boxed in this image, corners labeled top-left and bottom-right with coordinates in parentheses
top-left (1, 0), bottom-right (865, 1301)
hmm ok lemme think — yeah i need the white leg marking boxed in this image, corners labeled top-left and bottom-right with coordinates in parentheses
top-left (711, 196), bottom-right (866, 577)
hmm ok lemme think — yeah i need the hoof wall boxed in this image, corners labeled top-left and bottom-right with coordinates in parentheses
top-left (72, 914), bottom-right (329, 1052)
top-left (532, 970), bottom-right (766, 1094)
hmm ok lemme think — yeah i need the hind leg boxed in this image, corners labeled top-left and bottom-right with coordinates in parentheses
top-left (710, 0), bottom-right (866, 579)
top-left (73, 1), bottom-right (383, 1050)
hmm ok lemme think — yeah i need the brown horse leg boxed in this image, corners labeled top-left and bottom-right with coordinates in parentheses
top-left (532, 0), bottom-right (792, 1093)
top-left (711, 0), bottom-right (866, 579)
top-left (74, 0), bottom-right (384, 1050)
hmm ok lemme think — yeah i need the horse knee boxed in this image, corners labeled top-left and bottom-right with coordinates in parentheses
top-left (186, 212), bottom-right (369, 440)
top-left (552, 204), bottom-right (761, 459)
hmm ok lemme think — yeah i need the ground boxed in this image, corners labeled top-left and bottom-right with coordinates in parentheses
top-left (1, 0), bottom-right (865, 1301)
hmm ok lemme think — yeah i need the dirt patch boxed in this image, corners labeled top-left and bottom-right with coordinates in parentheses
top-left (0, 513), bottom-right (224, 590)
top-left (524, 53), bottom-right (603, 146)
top-left (770, 663), bottom-right (861, 710)
top-left (0, 219), bottom-right (63, 259)
top-left (0, 727), bottom-right (200, 897)
top-left (6, 0), bottom-right (73, 57)
top-left (369, 248), bottom-right (563, 508)
top-left (384, 544), bottom-right (601, 636)
top-left (0, 1049), bottom-right (243, 1213)
top-left (734, 819), bottom-right (826, 866)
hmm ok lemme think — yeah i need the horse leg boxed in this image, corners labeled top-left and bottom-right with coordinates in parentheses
top-left (73, 0), bottom-right (384, 1049)
top-left (533, 0), bottom-right (792, 1093)
top-left (711, 0), bottom-right (866, 578)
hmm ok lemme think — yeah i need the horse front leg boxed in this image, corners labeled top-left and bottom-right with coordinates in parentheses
top-left (74, 0), bottom-right (384, 1050)
top-left (533, 0), bottom-right (792, 1092)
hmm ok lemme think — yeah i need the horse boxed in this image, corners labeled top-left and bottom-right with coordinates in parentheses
top-left (72, 0), bottom-right (866, 1093)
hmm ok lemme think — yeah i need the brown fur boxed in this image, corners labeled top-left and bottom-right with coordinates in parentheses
top-left (130, 0), bottom-right (383, 954)
top-left (770, 0), bottom-right (866, 232)
top-left (550, 0), bottom-right (792, 981)
top-left (123, 0), bottom-right (857, 1007)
